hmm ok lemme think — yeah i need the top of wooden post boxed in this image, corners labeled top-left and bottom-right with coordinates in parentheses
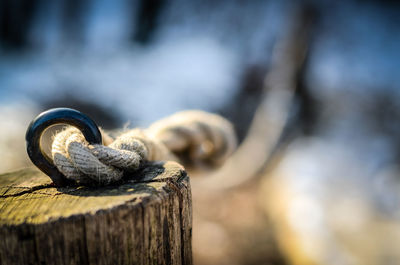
top-left (0, 161), bottom-right (192, 265)
top-left (0, 161), bottom-right (188, 225)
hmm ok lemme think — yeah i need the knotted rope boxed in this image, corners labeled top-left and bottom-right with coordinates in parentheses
top-left (51, 110), bottom-right (237, 185)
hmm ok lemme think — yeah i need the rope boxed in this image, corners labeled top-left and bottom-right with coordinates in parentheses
top-left (51, 110), bottom-right (237, 185)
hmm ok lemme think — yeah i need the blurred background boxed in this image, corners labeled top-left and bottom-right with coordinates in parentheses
top-left (1, 0), bottom-right (400, 264)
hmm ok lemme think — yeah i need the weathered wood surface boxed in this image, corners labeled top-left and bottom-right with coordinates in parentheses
top-left (0, 161), bottom-right (192, 265)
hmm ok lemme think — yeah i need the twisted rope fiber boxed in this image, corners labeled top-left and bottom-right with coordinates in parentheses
top-left (51, 110), bottom-right (237, 185)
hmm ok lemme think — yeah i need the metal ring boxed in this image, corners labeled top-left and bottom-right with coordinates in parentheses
top-left (25, 108), bottom-right (102, 186)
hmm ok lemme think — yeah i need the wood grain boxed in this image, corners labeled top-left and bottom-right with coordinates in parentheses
top-left (0, 161), bottom-right (192, 265)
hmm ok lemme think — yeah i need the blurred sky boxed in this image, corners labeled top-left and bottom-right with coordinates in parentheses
top-left (0, 0), bottom-right (397, 125)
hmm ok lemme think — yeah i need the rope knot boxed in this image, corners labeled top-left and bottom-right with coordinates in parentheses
top-left (51, 110), bottom-right (237, 185)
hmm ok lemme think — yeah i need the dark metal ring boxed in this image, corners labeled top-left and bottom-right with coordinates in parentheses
top-left (25, 108), bottom-right (102, 186)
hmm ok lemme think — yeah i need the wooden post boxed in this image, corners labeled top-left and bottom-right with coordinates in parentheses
top-left (0, 161), bottom-right (192, 265)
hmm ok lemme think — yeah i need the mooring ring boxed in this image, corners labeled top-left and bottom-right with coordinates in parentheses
top-left (25, 108), bottom-right (102, 186)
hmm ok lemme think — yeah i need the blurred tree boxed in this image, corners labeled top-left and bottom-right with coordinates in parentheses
top-left (0, 0), bottom-right (39, 49)
top-left (60, 0), bottom-right (90, 47)
top-left (132, 0), bottom-right (166, 44)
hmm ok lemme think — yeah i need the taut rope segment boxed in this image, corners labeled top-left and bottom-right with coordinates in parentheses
top-left (51, 110), bottom-right (237, 185)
